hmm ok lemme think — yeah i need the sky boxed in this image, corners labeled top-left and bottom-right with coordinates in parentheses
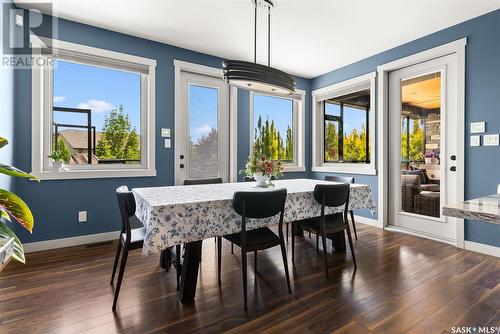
top-left (325, 102), bottom-right (367, 135)
top-left (53, 60), bottom-right (141, 134)
top-left (189, 85), bottom-right (218, 142)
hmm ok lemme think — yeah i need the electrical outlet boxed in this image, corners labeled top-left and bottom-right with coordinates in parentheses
top-left (78, 211), bottom-right (87, 223)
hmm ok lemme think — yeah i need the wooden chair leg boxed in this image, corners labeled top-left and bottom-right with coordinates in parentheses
top-left (241, 248), bottom-right (248, 311)
top-left (110, 241), bottom-right (122, 285)
top-left (350, 211), bottom-right (358, 240)
top-left (112, 246), bottom-right (129, 311)
top-left (217, 237), bottom-right (222, 287)
top-left (279, 237), bottom-right (292, 293)
top-left (176, 244), bottom-right (181, 291)
top-left (321, 231), bottom-right (329, 279)
top-left (346, 225), bottom-right (357, 269)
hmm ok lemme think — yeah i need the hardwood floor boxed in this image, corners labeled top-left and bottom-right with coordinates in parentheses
top-left (1, 224), bottom-right (499, 333)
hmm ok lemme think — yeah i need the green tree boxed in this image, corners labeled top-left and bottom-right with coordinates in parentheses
top-left (325, 121), bottom-right (338, 161)
top-left (95, 105), bottom-right (140, 161)
top-left (124, 128), bottom-right (140, 161)
top-left (285, 126), bottom-right (293, 161)
top-left (252, 115), bottom-right (293, 162)
top-left (55, 138), bottom-right (71, 163)
top-left (401, 117), bottom-right (424, 163)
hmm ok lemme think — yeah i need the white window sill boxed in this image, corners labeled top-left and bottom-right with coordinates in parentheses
top-left (283, 165), bottom-right (306, 172)
top-left (312, 165), bottom-right (376, 175)
top-left (31, 168), bottom-right (157, 180)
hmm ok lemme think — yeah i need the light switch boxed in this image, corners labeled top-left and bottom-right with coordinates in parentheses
top-left (470, 135), bottom-right (480, 147)
top-left (470, 122), bottom-right (486, 134)
top-left (164, 138), bottom-right (171, 148)
top-left (161, 128), bottom-right (171, 138)
top-left (483, 134), bottom-right (499, 146)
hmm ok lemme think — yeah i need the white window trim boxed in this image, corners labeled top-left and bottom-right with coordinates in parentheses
top-left (311, 72), bottom-right (376, 175)
top-left (249, 89), bottom-right (306, 172)
top-left (30, 37), bottom-right (156, 180)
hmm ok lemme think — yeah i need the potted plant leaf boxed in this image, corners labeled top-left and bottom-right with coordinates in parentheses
top-left (0, 136), bottom-right (39, 268)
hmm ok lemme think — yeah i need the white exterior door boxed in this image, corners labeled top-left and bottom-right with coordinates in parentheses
top-left (388, 54), bottom-right (462, 243)
top-left (175, 71), bottom-right (229, 185)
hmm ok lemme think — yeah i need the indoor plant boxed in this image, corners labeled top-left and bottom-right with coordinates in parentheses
top-left (240, 154), bottom-right (284, 187)
top-left (0, 136), bottom-right (39, 266)
top-left (47, 142), bottom-right (70, 171)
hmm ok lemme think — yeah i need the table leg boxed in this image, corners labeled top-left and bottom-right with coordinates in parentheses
top-left (293, 220), bottom-right (304, 237)
top-left (329, 231), bottom-right (346, 252)
top-left (178, 240), bottom-right (203, 303)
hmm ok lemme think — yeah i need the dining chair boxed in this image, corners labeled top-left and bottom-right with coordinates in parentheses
top-left (110, 186), bottom-right (146, 311)
top-left (244, 176), bottom-right (290, 241)
top-left (292, 183), bottom-right (356, 279)
top-left (324, 175), bottom-right (358, 240)
top-left (217, 188), bottom-right (291, 310)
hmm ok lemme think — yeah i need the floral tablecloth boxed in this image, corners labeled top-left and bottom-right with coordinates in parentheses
top-left (133, 178), bottom-right (376, 256)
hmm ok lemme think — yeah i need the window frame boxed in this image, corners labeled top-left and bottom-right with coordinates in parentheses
top-left (31, 37), bottom-right (156, 180)
top-left (312, 72), bottom-right (376, 175)
top-left (249, 89), bottom-right (306, 172)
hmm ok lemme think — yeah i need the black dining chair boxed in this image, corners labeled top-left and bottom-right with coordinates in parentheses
top-left (324, 175), bottom-right (358, 240)
top-left (292, 183), bottom-right (356, 279)
top-left (217, 188), bottom-right (291, 310)
top-left (110, 186), bottom-right (146, 311)
top-left (243, 176), bottom-right (290, 241)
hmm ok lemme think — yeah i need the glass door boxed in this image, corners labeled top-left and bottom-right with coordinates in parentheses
top-left (389, 54), bottom-right (460, 243)
top-left (176, 72), bottom-right (229, 185)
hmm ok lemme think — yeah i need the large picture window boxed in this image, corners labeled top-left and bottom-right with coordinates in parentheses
top-left (250, 91), bottom-right (305, 171)
top-left (312, 72), bottom-right (376, 175)
top-left (31, 38), bottom-right (156, 179)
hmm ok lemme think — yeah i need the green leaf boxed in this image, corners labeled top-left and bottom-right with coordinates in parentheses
top-left (0, 206), bottom-right (11, 224)
top-left (0, 137), bottom-right (7, 149)
top-left (0, 223), bottom-right (25, 264)
top-left (0, 164), bottom-right (39, 181)
top-left (0, 190), bottom-right (34, 233)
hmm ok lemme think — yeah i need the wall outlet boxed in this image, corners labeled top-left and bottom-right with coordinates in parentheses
top-left (78, 211), bottom-right (87, 223)
top-left (164, 138), bottom-right (171, 148)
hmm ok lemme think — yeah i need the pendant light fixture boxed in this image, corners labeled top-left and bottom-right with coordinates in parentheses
top-left (222, 0), bottom-right (295, 95)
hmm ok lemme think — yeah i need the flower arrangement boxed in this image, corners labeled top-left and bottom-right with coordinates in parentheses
top-left (240, 155), bottom-right (284, 187)
top-left (423, 152), bottom-right (435, 158)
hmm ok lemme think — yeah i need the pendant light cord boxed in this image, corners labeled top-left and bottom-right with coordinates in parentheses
top-left (267, 6), bottom-right (271, 67)
top-left (254, 3), bottom-right (257, 63)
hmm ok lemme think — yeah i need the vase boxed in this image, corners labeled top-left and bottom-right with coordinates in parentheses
top-left (253, 172), bottom-right (270, 187)
top-left (424, 158), bottom-right (432, 165)
top-left (52, 161), bottom-right (64, 171)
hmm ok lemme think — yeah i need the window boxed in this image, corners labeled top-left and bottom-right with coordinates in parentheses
top-left (31, 38), bottom-right (156, 179)
top-left (312, 72), bottom-right (376, 175)
top-left (250, 90), bottom-right (305, 171)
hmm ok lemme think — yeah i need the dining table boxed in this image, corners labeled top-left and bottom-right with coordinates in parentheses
top-left (133, 178), bottom-right (376, 303)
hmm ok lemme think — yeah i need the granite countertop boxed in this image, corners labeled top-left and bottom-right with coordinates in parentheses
top-left (443, 194), bottom-right (500, 225)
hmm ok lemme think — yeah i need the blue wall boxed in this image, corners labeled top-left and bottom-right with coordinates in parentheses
top-left (309, 9), bottom-right (500, 246)
top-left (13, 13), bottom-right (310, 243)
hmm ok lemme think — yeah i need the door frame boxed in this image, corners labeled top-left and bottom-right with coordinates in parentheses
top-left (376, 38), bottom-right (466, 248)
top-left (173, 60), bottom-right (238, 185)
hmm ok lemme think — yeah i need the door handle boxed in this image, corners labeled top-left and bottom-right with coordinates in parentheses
top-left (450, 166), bottom-right (456, 172)
top-left (180, 164), bottom-right (185, 169)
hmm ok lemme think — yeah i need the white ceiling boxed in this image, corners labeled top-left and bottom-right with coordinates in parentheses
top-left (16, 0), bottom-right (500, 78)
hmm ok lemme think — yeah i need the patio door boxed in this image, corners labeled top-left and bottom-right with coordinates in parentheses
top-left (388, 54), bottom-right (462, 243)
top-left (175, 71), bottom-right (229, 185)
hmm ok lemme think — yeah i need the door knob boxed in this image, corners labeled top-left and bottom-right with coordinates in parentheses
top-left (450, 155), bottom-right (456, 161)
top-left (180, 164), bottom-right (185, 169)
top-left (450, 166), bottom-right (456, 172)
top-left (180, 155), bottom-right (184, 159)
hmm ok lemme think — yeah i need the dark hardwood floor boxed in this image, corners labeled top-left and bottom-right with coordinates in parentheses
top-left (1, 224), bottom-right (499, 333)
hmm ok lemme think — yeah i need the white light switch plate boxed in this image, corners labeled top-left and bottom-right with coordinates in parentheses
top-left (483, 134), bottom-right (499, 146)
top-left (470, 122), bottom-right (486, 134)
top-left (470, 135), bottom-right (480, 147)
top-left (161, 128), bottom-right (171, 138)
top-left (164, 138), bottom-right (171, 148)
top-left (78, 211), bottom-right (87, 223)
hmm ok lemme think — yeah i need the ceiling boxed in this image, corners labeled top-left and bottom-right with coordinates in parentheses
top-left (15, 0), bottom-right (500, 78)
top-left (402, 73), bottom-right (441, 111)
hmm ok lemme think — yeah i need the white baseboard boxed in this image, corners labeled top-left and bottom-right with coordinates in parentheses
top-left (464, 241), bottom-right (500, 258)
top-left (354, 215), bottom-right (381, 228)
top-left (23, 231), bottom-right (120, 253)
